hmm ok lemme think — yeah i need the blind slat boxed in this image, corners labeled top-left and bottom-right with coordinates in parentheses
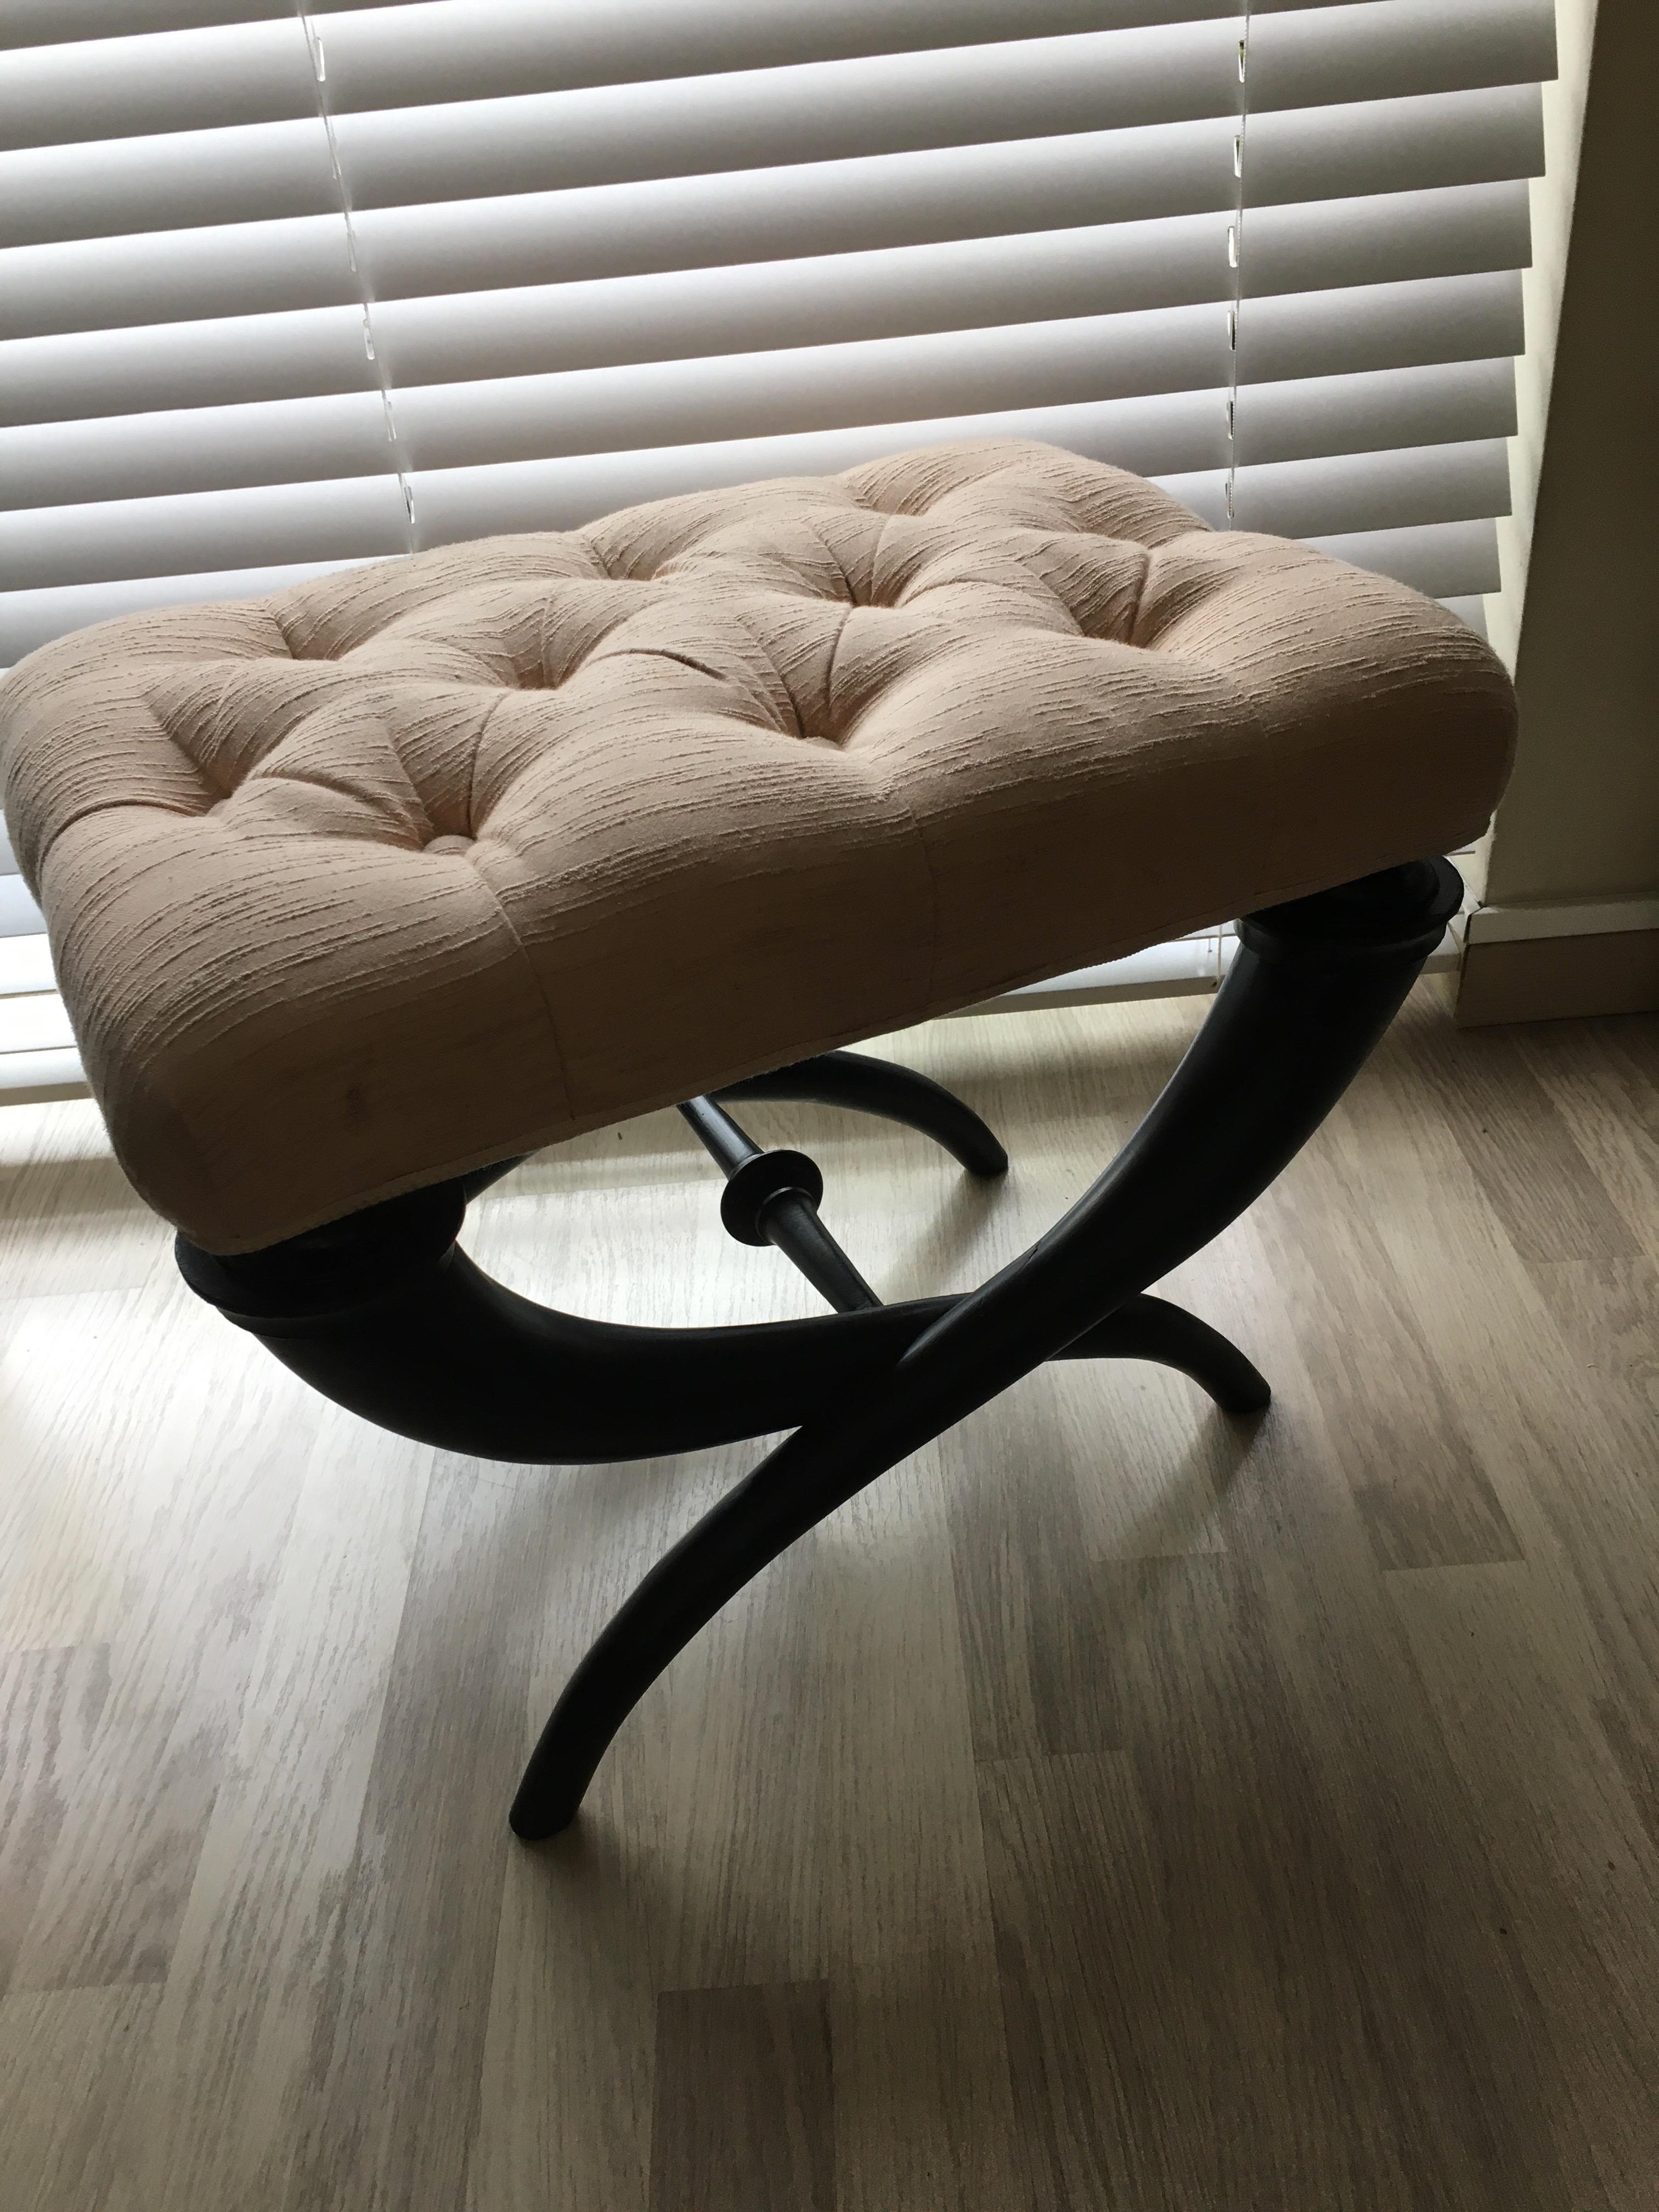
top-left (0, 937), bottom-right (55, 997)
top-left (392, 275), bottom-right (1521, 478)
top-left (1, 303), bottom-right (377, 427)
top-left (315, 1), bottom-right (1395, 123)
top-left (1239, 268), bottom-right (1523, 383)
top-left (327, 8), bottom-right (1552, 216)
top-left (3, 477), bottom-right (409, 595)
top-left (403, 399), bottom-right (1218, 549)
top-left (1304, 517), bottom-right (1500, 597)
top-left (1244, 178), bottom-right (1530, 297)
top-left (0, 994), bottom-right (75, 1053)
top-left (0, 214), bottom-right (356, 343)
top-left (0, 1048), bottom-right (87, 1107)
top-left (1234, 356), bottom-right (1516, 466)
top-left (1244, 81), bottom-right (1541, 203)
top-left (0, 467), bottom-right (1511, 663)
top-left (1439, 595), bottom-right (1488, 637)
top-left (1219, 436), bottom-right (1513, 538)
top-left (0, 344), bottom-right (1521, 599)
top-left (0, 84), bottom-right (1543, 341)
top-left (1246, 0), bottom-right (1553, 112)
top-left (1, 3), bottom-right (1412, 144)
top-left (2, 183), bottom-right (1530, 426)
top-left (0, 271), bottom-right (1521, 520)
top-left (1, 0), bottom-right (1389, 54)
top-left (0, 16), bottom-right (317, 152)
top-left (0, 876), bottom-right (47, 939)
top-left (1, 119), bottom-right (338, 250)
top-left (1, 5), bottom-right (1553, 249)
top-left (0, 392), bottom-right (398, 511)
top-left (404, 371), bottom-right (1519, 552)
top-left (0, 0), bottom-right (1556, 778)
top-left (2, 1), bottom-right (409, 52)
top-left (0, 559), bottom-right (377, 665)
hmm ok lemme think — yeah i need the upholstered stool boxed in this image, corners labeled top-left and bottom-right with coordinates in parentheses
top-left (0, 439), bottom-right (1515, 1837)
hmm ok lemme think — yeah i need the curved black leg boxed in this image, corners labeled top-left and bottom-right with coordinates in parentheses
top-left (176, 864), bottom-right (1457, 1837)
top-left (717, 1049), bottom-right (1009, 1177)
top-left (177, 1227), bottom-right (1260, 1459)
top-left (1073, 1295), bottom-right (1270, 1414)
top-left (511, 1305), bottom-right (1273, 1838)
top-left (509, 860), bottom-right (1460, 1836)
top-left (509, 1302), bottom-right (1268, 1838)
top-left (178, 1202), bottom-right (949, 1463)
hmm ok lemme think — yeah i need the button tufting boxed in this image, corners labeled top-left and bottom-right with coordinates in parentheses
top-left (0, 435), bottom-right (1517, 1255)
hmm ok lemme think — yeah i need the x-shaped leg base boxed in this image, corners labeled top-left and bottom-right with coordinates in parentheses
top-left (177, 860), bottom-right (1462, 1838)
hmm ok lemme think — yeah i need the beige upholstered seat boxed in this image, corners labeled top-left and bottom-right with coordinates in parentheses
top-left (0, 439), bottom-right (1514, 1252)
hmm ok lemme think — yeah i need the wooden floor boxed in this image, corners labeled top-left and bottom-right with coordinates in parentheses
top-left (1, 979), bottom-right (1656, 2211)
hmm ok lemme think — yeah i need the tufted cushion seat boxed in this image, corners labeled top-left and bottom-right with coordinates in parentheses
top-left (0, 438), bottom-right (1515, 1253)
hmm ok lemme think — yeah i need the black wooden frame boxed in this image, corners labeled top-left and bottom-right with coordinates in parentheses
top-left (177, 857), bottom-right (1462, 1838)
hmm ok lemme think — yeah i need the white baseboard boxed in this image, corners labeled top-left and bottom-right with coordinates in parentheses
top-left (1467, 895), bottom-right (1659, 945)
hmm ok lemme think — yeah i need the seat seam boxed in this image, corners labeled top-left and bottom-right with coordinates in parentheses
top-left (465, 688), bottom-right (511, 843)
top-left (795, 514), bottom-right (865, 605)
top-left (864, 752), bottom-right (942, 1016)
top-left (456, 687), bottom-right (578, 1117)
top-left (825, 606), bottom-right (941, 1007)
top-left (1125, 539), bottom-right (1156, 647)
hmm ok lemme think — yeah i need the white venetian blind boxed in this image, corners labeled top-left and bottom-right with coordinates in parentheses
top-left (0, 0), bottom-right (1558, 1097)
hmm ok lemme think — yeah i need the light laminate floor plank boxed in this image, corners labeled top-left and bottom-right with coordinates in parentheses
top-left (0, 983), bottom-right (1654, 2208)
top-left (0, 1645), bottom-right (109, 2000)
top-left (648, 1982), bottom-right (835, 2212)
top-left (111, 1420), bottom-right (433, 2212)
top-left (279, 1465), bottom-right (557, 2212)
top-left (8, 1296), bottom-right (320, 1992)
top-left (0, 1987), bottom-right (159, 2212)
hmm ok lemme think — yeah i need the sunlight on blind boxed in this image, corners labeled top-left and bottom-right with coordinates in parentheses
top-left (0, 0), bottom-right (1559, 1096)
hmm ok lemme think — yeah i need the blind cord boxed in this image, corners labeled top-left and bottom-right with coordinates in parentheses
top-left (296, 6), bottom-right (417, 552)
top-left (1226, 3), bottom-right (1252, 527)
